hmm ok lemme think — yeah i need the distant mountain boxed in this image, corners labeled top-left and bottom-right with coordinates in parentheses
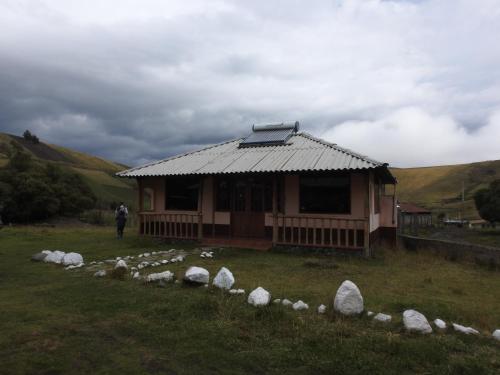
top-left (0, 133), bottom-right (136, 209)
top-left (392, 160), bottom-right (500, 220)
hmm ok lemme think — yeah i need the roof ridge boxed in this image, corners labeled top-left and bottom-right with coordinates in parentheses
top-left (297, 132), bottom-right (384, 166)
top-left (116, 137), bottom-right (243, 176)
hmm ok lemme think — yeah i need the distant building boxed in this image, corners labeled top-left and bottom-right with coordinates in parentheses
top-left (398, 202), bottom-right (432, 227)
top-left (118, 122), bottom-right (398, 254)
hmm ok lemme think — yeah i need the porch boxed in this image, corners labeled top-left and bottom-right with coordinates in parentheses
top-left (138, 212), bottom-right (369, 252)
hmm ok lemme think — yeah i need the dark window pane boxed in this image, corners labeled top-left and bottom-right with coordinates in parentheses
top-left (299, 174), bottom-right (350, 214)
top-left (165, 177), bottom-right (199, 211)
top-left (216, 179), bottom-right (231, 211)
top-left (234, 181), bottom-right (246, 212)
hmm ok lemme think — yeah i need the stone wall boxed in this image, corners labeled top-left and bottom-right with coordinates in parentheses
top-left (398, 234), bottom-right (500, 269)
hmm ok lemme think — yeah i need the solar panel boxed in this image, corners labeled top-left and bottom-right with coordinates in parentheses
top-left (239, 122), bottom-right (299, 147)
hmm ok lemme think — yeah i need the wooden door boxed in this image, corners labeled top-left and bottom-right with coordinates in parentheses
top-left (231, 178), bottom-right (266, 238)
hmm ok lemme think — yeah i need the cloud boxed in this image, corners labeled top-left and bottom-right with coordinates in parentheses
top-left (0, 0), bottom-right (499, 167)
top-left (322, 107), bottom-right (500, 167)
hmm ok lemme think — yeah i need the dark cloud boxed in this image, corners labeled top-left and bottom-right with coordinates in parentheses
top-left (0, 0), bottom-right (499, 167)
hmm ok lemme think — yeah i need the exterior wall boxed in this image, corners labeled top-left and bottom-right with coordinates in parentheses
top-left (139, 171), bottom-right (375, 227)
top-left (380, 195), bottom-right (397, 227)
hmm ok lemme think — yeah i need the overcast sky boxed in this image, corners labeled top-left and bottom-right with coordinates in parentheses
top-left (1, 0), bottom-right (500, 168)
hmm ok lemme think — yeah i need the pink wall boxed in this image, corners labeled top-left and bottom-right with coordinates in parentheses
top-left (139, 172), bottom-right (395, 230)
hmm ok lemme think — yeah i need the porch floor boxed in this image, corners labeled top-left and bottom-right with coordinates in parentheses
top-left (202, 236), bottom-right (272, 251)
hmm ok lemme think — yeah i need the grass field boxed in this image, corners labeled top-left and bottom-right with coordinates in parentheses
top-left (1, 226), bottom-right (499, 374)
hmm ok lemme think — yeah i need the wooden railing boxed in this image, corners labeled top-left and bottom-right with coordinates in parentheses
top-left (139, 212), bottom-right (201, 240)
top-left (275, 216), bottom-right (368, 250)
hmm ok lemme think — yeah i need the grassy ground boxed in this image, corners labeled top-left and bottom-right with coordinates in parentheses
top-left (1, 226), bottom-right (499, 374)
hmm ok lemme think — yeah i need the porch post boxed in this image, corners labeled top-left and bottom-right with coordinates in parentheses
top-left (272, 175), bottom-right (278, 245)
top-left (197, 177), bottom-right (204, 240)
top-left (137, 178), bottom-right (143, 236)
top-left (364, 171), bottom-right (371, 257)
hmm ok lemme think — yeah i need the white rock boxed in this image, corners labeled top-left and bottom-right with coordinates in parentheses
top-left (114, 259), bottom-right (128, 270)
top-left (373, 313), bottom-right (392, 323)
top-left (133, 272), bottom-right (140, 279)
top-left (200, 254), bottom-right (206, 258)
top-left (144, 252), bottom-right (150, 257)
top-left (492, 329), bottom-right (500, 341)
top-left (153, 262), bottom-right (160, 267)
top-left (318, 304), bottom-right (327, 314)
top-left (146, 270), bottom-right (174, 283)
top-left (65, 263), bottom-right (84, 270)
top-left (44, 250), bottom-right (66, 264)
top-left (247, 287), bottom-right (271, 307)
top-left (292, 300), bottom-right (309, 311)
top-left (184, 266), bottom-right (209, 284)
top-left (452, 323), bottom-right (479, 335)
top-left (403, 310), bottom-right (432, 334)
top-left (367, 311), bottom-right (374, 317)
top-left (94, 270), bottom-right (106, 277)
top-left (333, 280), bottom-right (364, 316)
top-left (42, 250), bottom-right (52, 255)
top-left (152, 252), bottom-right (157, 255)
top-left (61, 252), bottom-right (84, 266)
top-left (282, 299), bottom-right (293, 306)
top-left (273, 299), bottom-right (281, 304)
top-left (236, 289), bottom-right (245, 295)
top-left (161, 260), bottom-right (168, 264)
top-left (212, 267), bottom-right (235, 290)
top-left (116, 257), bottom-right (122, 261)
top-left (434, 319), bottom-right (447, 330)
top-left (138, 254), bottom-right (143, 258)
top-left (229, 289), bottom-right (238, 295)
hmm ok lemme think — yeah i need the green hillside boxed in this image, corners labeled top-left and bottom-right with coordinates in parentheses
top-left (392, 159), bottom-right (500, 220)
top-left (0, 133), bottom-right (136, 209)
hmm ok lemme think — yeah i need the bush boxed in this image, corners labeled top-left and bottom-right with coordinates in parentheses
top-left (474, 180), bottom-right (500, 224)
top-left (0, 142), bottom-right (96, 223)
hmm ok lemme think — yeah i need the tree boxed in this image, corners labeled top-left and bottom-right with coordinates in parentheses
top-left (0, 144), bottom-right (97, 223)
top-left (474, 180), bottom-right (500, 224)
top-left (23, 130), bottom-right (32, 141)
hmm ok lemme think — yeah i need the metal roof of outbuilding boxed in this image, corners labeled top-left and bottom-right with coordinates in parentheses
top-left (117, 131), bottom-right (396, 183)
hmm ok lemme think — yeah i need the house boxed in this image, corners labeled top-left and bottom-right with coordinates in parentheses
top-left (117, 122), bottom-right (397, 255)
top-left (398, 202), bottom-right (432, 228)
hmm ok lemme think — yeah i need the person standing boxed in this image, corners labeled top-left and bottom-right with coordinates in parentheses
top-left (115, 202), bottom-right (128, 239)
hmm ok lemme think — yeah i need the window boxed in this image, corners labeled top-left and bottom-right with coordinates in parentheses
top-left (216, 179), bottom-right (231, 211)
top-left (165, 176), bottom-right (199, 211)
top-left (299, 174), bottom-right (350, 214)
top-left (143, 188), bottom-right (154, 211)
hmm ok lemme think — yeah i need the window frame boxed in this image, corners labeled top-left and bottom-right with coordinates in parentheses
top-left (164, 176), bottom-right (199, 211)
top-left (298, 172), bottom-right (352, 215)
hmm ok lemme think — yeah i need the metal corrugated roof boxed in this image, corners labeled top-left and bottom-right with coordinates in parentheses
top-left (117, 132), bottom-right (390, 177)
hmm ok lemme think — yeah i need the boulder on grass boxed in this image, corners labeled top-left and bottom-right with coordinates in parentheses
top-left (44, 250), bottom-right (66, 264)
top-left (146, 270), bottom-right (174, 283)
top-left (115, 259), bottom-right (128, 270)
top-left (62, 252), bottom-right (84, 266)
top-left (247, 287), bottom-right (271, 307)
top-left (434, 319), bottom-right (446, 330)
top-left (212, 267), bottom-right (235, 290)
top-left (403, 310), bottom-right (432, 334)
top-left (373, 313), bottom-right (392, 323)
top-left (292, 300), bottom-right (309, 311)
top-left (184, 266), bottom-right (209, 285)
top-left (317, 304), bottom-right (327, 314)
top-left (452, 323), bottom-right (479, 335)
top-left (333, 280), bottom-right (364, 316)
top-left (94, 270), bottom-right (106, 277)
top-left (492, 329), bottom-right (500, 341)
top-left (31, 252), bottom-right (48, 262)
top-left (282, 299), bottom-right (293, 307)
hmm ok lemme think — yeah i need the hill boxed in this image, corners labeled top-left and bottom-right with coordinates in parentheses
top-left (392, 159), bottom-right (500, 220)
top-left (0, 133), bottom-right (136, 209)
